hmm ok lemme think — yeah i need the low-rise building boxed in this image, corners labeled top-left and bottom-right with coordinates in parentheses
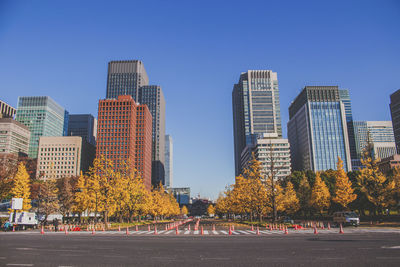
top-left (0, 118), bottom-right (30, 156)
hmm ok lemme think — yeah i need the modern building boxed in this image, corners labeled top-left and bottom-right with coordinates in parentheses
top-left (106, 60), bottom-right (149, 101)
top-left (288, 86), bottom-right (352, 172)
top-left (0, 100), bottom-right (16, 119)
top-left (378, 154), bottom-right (400, 174)
top-left (165, 134), bottom-right (173, 188)
top-left (390, 89), bottom-right (400, 153)
top-left (36, 136), bottom-right (95, 179)
top-left (15, 96), bottom-right (67, 158)
top-left (353, 121), bottom-right (396, 160)
top-left (0, 118), bottom-right (30, 156)
top-left (232, 70), bottom-right (283, 176)
top-left (68, 114), bottom-right (97, 146)
top-left (96, 95), bottom-right (152, 190)
top-left (240, 133), bottom-right (291, 180)
top-left (339, 90), bottom-right (357, 160)
top-left (169, 187), bottom-right (190, 205)
top-left (138, 85), bottom-right (166, 186)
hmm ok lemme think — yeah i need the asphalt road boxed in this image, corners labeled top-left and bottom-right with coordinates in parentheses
top-left (1, 231), bottom-right (400, 266)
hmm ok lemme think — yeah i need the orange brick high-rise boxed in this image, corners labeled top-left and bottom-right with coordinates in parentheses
top-left (96, 95), bottom-right (152, 190)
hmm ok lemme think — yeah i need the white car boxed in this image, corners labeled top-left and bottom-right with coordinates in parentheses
top-left (333, 211), bottom-right (360, 226)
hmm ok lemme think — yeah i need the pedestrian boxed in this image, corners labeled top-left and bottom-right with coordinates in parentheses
top-left (53, 218), bottom-right (59, 232)
top-left (3, 221), bottom-right (11, 232)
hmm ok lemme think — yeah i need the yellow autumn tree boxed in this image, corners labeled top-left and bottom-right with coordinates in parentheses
top-left (73, 172), bottom-right (91, 215)
top-left (10, 162), bottom-right (31, 211)
top-left (310, 172), bottom-right (331, 214)
top-left (207, 204), bottom-right (215, 216)
top-left (333, 157), bottom-right (357, 209)
top-left (215, 193), bottom-right (230, 216)
top-left (181, 205), bottom-right (189, 215)
top-left (357, 154), bottom-right (395, 213)
top-left (282, 181), bottom-right (300, 215)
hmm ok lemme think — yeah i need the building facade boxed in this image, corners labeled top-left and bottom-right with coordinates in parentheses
top-left (232, 70), bottom-right (282, 176)
top-left (390, 89), bottom-right (400, 153)
top-left (36, 136), bottom-right (96, 179)
top-left (165, 135), bottom-right (173, 188)
top-left (68, 114), bottom-right (97, 146)
top-left (0, 100), bottom-right (16, 119)
top-left (378, 154), bottom-right (400, 174)
top-left (169, 187), bottom-right (190, 205)
top-left (240, 133), bottom-right (291, 180)
top-left (106, 60), bottom-right (149, 101)
top-left (288, 86), bottom-right (352, 172)
top-left (353, 121), bottom-right (396, 160)
top-left (96, 95), bottom-right (152, 190)
top-left (138, 85), bottom-right (166, 186)
top-left (15, 96), bottom-right (67, 158)
top-left (0, 118), bottom-right (30, 156)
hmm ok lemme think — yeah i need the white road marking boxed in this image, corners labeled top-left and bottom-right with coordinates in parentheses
top-left (232, 231), bottom-right (240, 235)
top-left (194, 231), bottom-right (199, 235)
top-left (203, 231), bottom-right (209, 235)
top-left (238, 230), bottom-right (250, 235)
top-left (382, 246), bottom-right (400, 249)
top-left (220, 231), bottom-right (228, 235)
top-left (164, 230), bottom-right (173, 234)
top-left (6, 264), bottom-right (34, 266)
top-left (212, 231), bottom-right (218, 235)
top-left (184, 231), bottom-right (190, 235)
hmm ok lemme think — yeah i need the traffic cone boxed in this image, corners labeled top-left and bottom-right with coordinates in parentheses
top-left (86, 225), bottom-right (89, 232)
top-left (154, 225), bottom-right (158, 235)
top-left (135, 225), bottom-right (138, 231)
top-left (92, 228), bottom-right (95, 235)
top-left (175, 226), bottom-right (179, 235)
top-left (229, 226), bottom-right (232, 235)
top-left (322, 224), bottom-right (325, 230)
top-left (251, 225), bottom-right (254, 231)
top-left (148, 225), bottom-right (151, 232)
top-left (212, 224), bottom-right (215, 231)
top-left (294, 225), bottom-right (297, 230)
top-left (102, 225), bottom-right (105, 232)
top-left (126, 227), bottom-right (129, 235)
top-left (65, 227), bottom-right (68, 235)
top-left (314, 226), bottom-right (318, 235)
top-left (328, 223), bottom-right (331, 230)
top-left (41, 226), bottom-right (44, 235)
top-left (232, 225), bottom-right (235, 231)
top-left (339, 224), bottom-right (344, 234)
top-left (165, 224), bottom-right (168, 231)
top-left (188, 224), bottom-right (191, 231)
top-left (201, 226), bottom-right (204, 235)
top-left (285, 226), bottom-right (288, 235)
top-left (256, 226), bottom-right (260, 235)
top-left (118, 225), bottom-right (121, 232)
top-left (269, 224), bottom-right (272, 231)
top-left (12, 225), bottom-right (15, 232)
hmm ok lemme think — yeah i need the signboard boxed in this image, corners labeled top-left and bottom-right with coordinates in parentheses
top-left (11, 198), bottom-right (23, 210)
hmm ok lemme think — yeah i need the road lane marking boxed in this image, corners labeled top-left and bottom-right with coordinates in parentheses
top-left (382, 246), bottom-right (400, 249)
top-left (238, 230), bottom-right (250, 235)
top-left (212, 231), bottom-right (218, 235)
top-left (6, 264), bottom-right (34, 266)
top-left (220, 231), bottom-right (228, 235)
top-left (194, 231), bottom-right (199, 235)
top-left (184, 231), bottom-right (190, 235)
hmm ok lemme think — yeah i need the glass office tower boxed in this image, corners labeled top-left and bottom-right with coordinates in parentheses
top-left (16, 96), bottom-right (67, 158)
top-left (288, 86), bottom-right (352, 172)
top-left (68, 114), bottom-right (97, 146)
top-left (232, 70), bottom-right (282, 176)
top-left (390, 89), bottom-right (400, 153)
top-left (106, 60), bottom-right (149, 101)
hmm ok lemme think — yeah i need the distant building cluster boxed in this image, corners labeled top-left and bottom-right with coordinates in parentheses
top-left (232, 69), bottom-right (400, 177)
top-left (1, 60), bottom-right (176, 191)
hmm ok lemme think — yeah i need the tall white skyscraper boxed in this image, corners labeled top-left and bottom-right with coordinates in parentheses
top-left (165, 135), bottom-right (173, 188)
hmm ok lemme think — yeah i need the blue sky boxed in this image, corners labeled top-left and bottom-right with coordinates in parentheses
top-left (1, 0), bottom-right (399, 199)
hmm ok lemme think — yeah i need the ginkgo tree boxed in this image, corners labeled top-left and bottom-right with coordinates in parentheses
top-left (10, 162), bottom-right (31, 211)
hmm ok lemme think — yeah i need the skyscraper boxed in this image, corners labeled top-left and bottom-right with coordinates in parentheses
top-left (232, 70), bottom-right (282, 176)
top-left (353, 121), bottom-right (396, 160)
top-left (288, 86), bottom-right (351, 172)
top-left (138, 85), bottom-right (166, 186)
top-left (96, 95), bottom-right (152, 190)
top-left (165, 134), bottom-right (173, 188)
top-left (106, 60), bottom-right (149, 101)
top-left (16, 96), bottom-right (67, 158)
top-left (0, 99), bottom-right (16, 119)
top-left (390, 89), bottom-right (400, 153)
top-left (68, 114), bottom-right (97, 146)
top-left (339, 89), bottom-right (357, 161)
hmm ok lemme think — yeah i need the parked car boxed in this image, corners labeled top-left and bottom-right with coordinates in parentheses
top-left (333, 211), bottom-right (360, 226)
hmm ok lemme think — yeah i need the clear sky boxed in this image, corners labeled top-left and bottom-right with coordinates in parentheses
top-left (1, 0), bottom-right (399, 199)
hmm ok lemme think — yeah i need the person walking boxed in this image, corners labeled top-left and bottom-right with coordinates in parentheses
top-left (53, 218), bottom-right (59, 232)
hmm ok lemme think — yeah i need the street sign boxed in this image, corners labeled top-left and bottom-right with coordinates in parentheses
top-left (11, 198), bottom-right (23, 210)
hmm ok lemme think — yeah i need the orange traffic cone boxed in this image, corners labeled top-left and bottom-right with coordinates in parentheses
top-left (285, 226), bottom-right (288, 235)
top-left (12, 225), bottom-right (15, 232)
top-left (126, 227), bottom-right (129, 235)
top-left (148, 225), bottom-right (151, 232)
top-left (256, 226), bottom-right (260, 235)
top-left (92, 228), bottom-right (95, 235)
top-left (154, 225), bottom-right (158, 235)
top-left (165, 224), bottom-right (168, 231)
top-left (269, 224), bottom-right (272, 231)
top-left (212, 224), bottom-right (215, 231)
top-left (328, 223), bottom-right (331, 230)
top-left (232, 225), bottom-right (235, 231)
top-left (65, 227), bottom-right (68, 235)
top-left (339, 224), bottom-right (344, 234)
top-left (118, 225), bottom-right (121, 232)
top-left (251, 225), bottom-right (254, 231)
top-left (86, 225), bottom-right (89, 232)
top-left (188, 224), bottom-right (191, 231)
top-left (229, 226), bottom-right (232, 235)
top-left (201, 226), bottom-right (204, 235)
top-left (41, 226), bottom-right (44, 235)
top-left (135, 225), bottom-right (138, 231)
top-left (314, 226), bottom-right (318, 235)
top-left (175, 226), bottom-right (179, 235)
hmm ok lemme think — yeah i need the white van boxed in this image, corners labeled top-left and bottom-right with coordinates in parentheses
top-left (9, 212), bottom-right (38, 229)
top-left (333, 211), bottom-right (360, 226)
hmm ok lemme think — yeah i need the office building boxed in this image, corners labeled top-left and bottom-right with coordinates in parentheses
top-left (0, 100), bottom-right (16, 119)
top-left (232, 70), bottom-right (282, 176)
top-left (16, 96), bottom-right (67, 158)
top-left (0, 118), bottom-right (30, 155)
top-left (36, 136), bottom-right (95, 179)
top-left (288, 86), bottom-right (351, 172)
top-left (138, 85), bottom-right (166, 186)
top-left (169, 187), bottom-right (190, 205)
top-left (353, 121), bottom-right (396, 160)
top-left (106, 60), bottom-right (149, 101)
top-left (165, 135), bottom-right (173, 188)
top-left (96, 95), bottom-right (152, 190)
top-left (68, 114), bottom-right (97, 146)
top-left (240, 133), bottom-right (291, 180)
top-left (390, 89), bottom-right (400, 153)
